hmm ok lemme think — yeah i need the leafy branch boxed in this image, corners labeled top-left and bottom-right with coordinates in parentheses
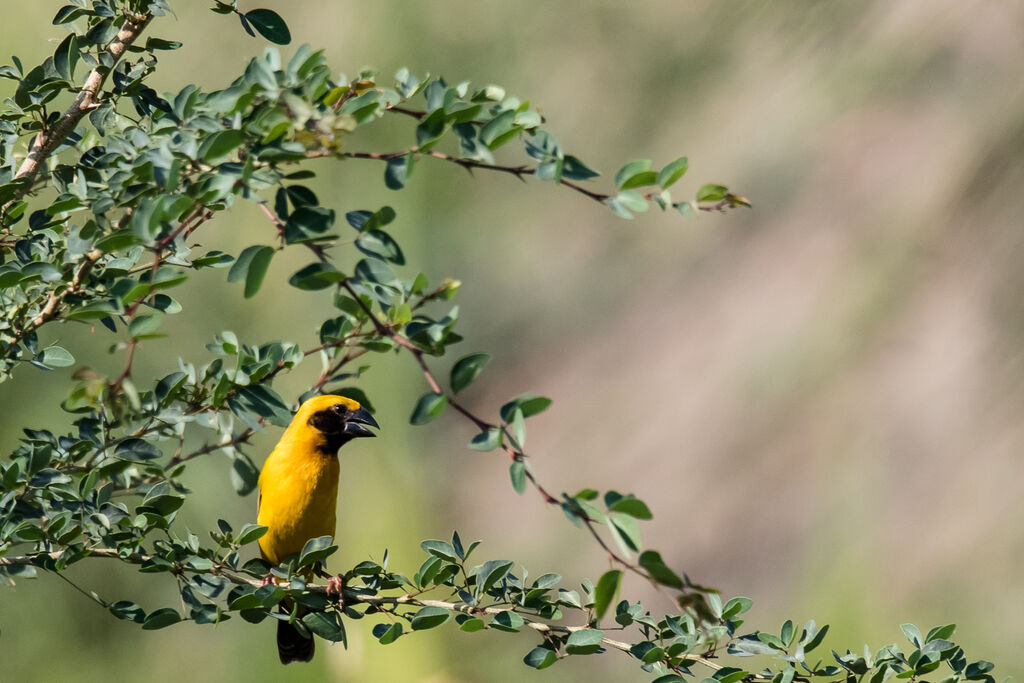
top-left (0, 3), bottom-right (1001, 682)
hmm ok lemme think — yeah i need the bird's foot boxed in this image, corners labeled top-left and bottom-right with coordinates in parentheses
top-left (326, 575), bottom-right (346, 607)
top-left (260, 573), bottom-right (275, 587)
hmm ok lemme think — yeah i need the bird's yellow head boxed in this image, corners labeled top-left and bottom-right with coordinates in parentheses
top-left (292, 394), bottom-right (379, 453)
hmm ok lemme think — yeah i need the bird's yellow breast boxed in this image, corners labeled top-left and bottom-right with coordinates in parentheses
top-left (257, 429), bottom-right (341, 567)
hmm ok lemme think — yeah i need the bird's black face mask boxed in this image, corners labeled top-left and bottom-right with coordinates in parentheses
top-left (308, 403), bottom-right (379, 453)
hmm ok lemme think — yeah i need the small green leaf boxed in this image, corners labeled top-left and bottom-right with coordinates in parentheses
top-left (593, 570), bottom-right (622, 622)
top-left (450, 353), bottom-right (491, 393)
top-left (109, 601), bottom-right (146, 623)
top-left (420, 539), bottom-right (458, 562)
top-left (715, 667), bottom-right (749, 683)
top-left (469, 428), bottom-right (501, 451)
top-left (199, 129), bottom-right (244, 163)
top-left (228, 245), bottom-right (275, 299)
top-left (384, 155), bottom-right (412, 190)
top-left (606, 494), bottom-right (653, 520)
top-left (355, 230), bottom-right (404, 265)
top-left (244, 9), bottom-right (291, 45)
top-left (509, 460), bottom-right (526, 495)
top-left (142, 608), bottom-right (181, 630)
top-left (303, 611), bottom-right (346, 643)
top-left (410, 392), bottom-right (446, 425)
top-left (115, 438), bottom-right (162, 461)
top-left (608, 513), bottom-right (641, 556)
top-left (657, 157), bottom-right (689, 188)
top-left (38, 346), bottom-right (74, 368)
top-left (128, 313), bottom-right (163, 338)
top-left (459, 617), bottom-right (485, 632)
top-left (565, 628), bottom-right (604, 655)
top-left (614, 159), bottom-right (653, 189)
top-left (297, 535), bottom-right (337, 568)
top-left (499, 395), bottom-right (552, 422)
top-left (697, 183), bottom-right (728, 202)
top-left (480, 110), bottom-right (516, 148)
top-left (490, 610), bottom-right (524, 632)
top-left (524, 646), bottom-right (557, 669)
top-left (236, 524), bottom-right (268, 546)
top-left (901, 623), bottom-right (923, 647)
top-left (721, 596), bottom-right (753, 620)
top-left (411, 606), bottom-right (451, 630)
top-left (241, 246), bottom-right (274, 298)
top-left (637, 550), bottom-right (683, 589)
top-left (375, 622), bottom-right (403, 644)
top-left (562, 155), bottom-right (600, 181)
top-left (288, 262), bottom-right (345, 290)
top-left (53, 33), bottom-right (79, 81)
top-left (616, 190), bottom-right (649, 212)
top-left (511, 408), bottom-right (526, 447)
top-left (477, 559), bottom-right (514, 594)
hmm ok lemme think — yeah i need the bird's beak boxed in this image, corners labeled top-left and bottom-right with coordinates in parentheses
top-left (342, 407), bottom-right (379, 438)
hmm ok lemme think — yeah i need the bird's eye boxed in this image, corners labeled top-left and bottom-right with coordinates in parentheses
top-left (332, 404), bottom-right (348, 415)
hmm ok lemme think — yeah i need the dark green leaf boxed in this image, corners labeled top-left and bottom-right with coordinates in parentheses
top-left (115, 438), bottom-right (162, 461)
top-left (606, 494), bottom-right (652, 520)
top-left (421, 539), bottom-right (458, 562)
top-left (109, 601), bottom-right (146, 623)
top-left (469, 428), bottom-right (501, 451)
top-left (450, 353), bottom-right (490, 393)
top-left (284, 206), bottom-right (335, 243)
top-left (384, 155), bottom-right (412, 190)
top-left (562, 155), bottom-right (600, 181)
top-left (355, 230), bottom-right (404, 265)
top-left (236, 524), bottom-right (267, 546)
top-left (244, 9), bottom-right (291, 45)
top-left (637, 550), bottom-right (683, 589)
top-left (142, 608), bottom-right (181, 630)
top-left (410, 606), bottom-right (451, 631)
top-left (53, 33), bottom-right (78, 81)
top-left (715, 667), bottom-right (749, 683)
top-left (375, 622), bottom-right (402, 644)
top-left (593, 570), bottom-right (622, 622)
top-left (288, 262), bottom-right (345, 290)
top-left (220, 247), bottom-right (273, 298)
top-left (477, 559), bottom-right (514, 594)
top-left (499, 395), bottom-right (552, 422)
top-left (490, 610), bottom-right (524, 632)
top-left (565, 628), bottom-right (604, 655)
top-left (523, 646), bottom-right (558, 669)
top-left (302, 611), bottom-right (346, 643)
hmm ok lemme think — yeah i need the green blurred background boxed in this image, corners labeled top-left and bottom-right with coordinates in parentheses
top-left (3, 1), bottom-right (1023, 680)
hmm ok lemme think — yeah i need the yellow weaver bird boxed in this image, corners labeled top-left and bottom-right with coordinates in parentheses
top-left (257, 394), bottom-right (379, 664)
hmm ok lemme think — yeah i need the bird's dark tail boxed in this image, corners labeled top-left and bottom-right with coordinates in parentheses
top-left (277, 616), bottom-right (315, 664)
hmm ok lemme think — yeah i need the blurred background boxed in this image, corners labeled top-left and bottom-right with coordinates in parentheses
top-left (2, 1), bottom-right (1023, 681)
